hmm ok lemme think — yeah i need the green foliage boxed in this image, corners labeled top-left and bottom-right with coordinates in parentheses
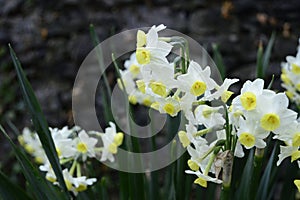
top-left (0, 126), bottom-right (66, 200)
top-left (8, 45), bottom-right (70, 197)
top-left (212, 43), bottom-right (226, 80)
top-left (0, 170), bottom-right (32, 200)
top-left (256, 32), bottom-right (276, 79)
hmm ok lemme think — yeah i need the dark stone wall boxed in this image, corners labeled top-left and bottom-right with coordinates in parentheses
top-left (1, 0), bottom-right (300, 126)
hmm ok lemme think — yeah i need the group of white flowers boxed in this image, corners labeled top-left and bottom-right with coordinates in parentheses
top-left (281, 39), bottom-right (300, 107)
top-left (19, 24), bottom-right (300, 194)
top-left (18, 122), bottom-right (123, 195)
top-left (119, 24), bottom-right (300, 190)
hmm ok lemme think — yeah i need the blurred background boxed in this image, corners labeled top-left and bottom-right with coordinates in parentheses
top-left (0, 0), bottom-right (300, 186)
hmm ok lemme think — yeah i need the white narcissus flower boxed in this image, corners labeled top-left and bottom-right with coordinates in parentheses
top-left (118, 70), bottom-right (136, 94)
top-left (205, 78), bottom-right (239, 103)
top-left (232, 78), bottom-right (264, 111)
top-left (179, 93), bottom-right (197, 123)
top-left (100, 122), bottom-right (124, 162)
top-left (274, 121), bottom-right (300, 146)
top-left (154, 96), bottom-right (181, 117)
top-left (185, 170), bottom-right (222, 188)
top-left (74, 130), bottom-right (98, 161)
top-left (187, 144), bottom-right (212, 174)
top-left (51, 130), bottom-right (76, 159)
top-left (73, 176), bottom-right (97, 192)
top-left (142, 63), bottom-right (177, 98)
top-left (254, 91), bottom-right (297, 133)
top-left (39, 161), bottom-right (57, 183)
top-left (194, 105), bottom-right (225, 128)
top-left (277, 145), bottom-right (300, 166)
top-left (237, 117), bottom-right (269, 149)
top-left (177, 61), bottom-right (218, 97)
top-left (124, 52), bottom-right (143, 79)
top-left (136, 25), bottom-right (172, 65)
top-left (281, 38), bottom-right (300, 105)
top-left (178, 122), bottom-right (207, 148)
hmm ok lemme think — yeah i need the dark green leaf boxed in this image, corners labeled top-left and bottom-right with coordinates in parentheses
top-left (0, 170), bottom-right (32, 200)
top-left (212, 43), bottom-right (226, 80)
top-left (0, 125), bottom-right (64, 200)
top-left (256, 41), bottom-right (264, 78)
top-left (262, 32), bottom-right (276, 75)
top-left (234, 149), bottom-right (254, 200)
top-left (255, 142), bottom-right (277, 200)
top-left (8, 44), bottom-right (69, 197)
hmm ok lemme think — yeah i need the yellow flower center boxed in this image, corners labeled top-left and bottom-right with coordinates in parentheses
top-left (292, 63), bottom-right (300, 74)
top-left (281, 73), bottom-right (291, 85)
top-left (136, 48), bottom-right (150, 65)
top-left (221, 90), bottom-right (234, 103)
top-left (136, 30), bottom-right (147, 47)
top-left (149, 82), bottom-right (167, 97)
top-left (286, 91), bottom-right (294, 99)
top-left (239, 132), bottom-right (255, 148)
top-left (292, 132), bottom-right (300, 147)
top-left (194, 177), bottom-right (207, 188)
top-left (108, 143), bottom-right (117, 154)
top-left (128, 95), bottom-right (137, 105)
top-left (143, 96), bottom-right (152, 107)
top-left (24, 144), bottom-right (34, 154)
top-left (113, 132), bottom-right (124, 146)
top-left (190, 81), bottom-right (206, 96)
top-left (240, 92), bottom-right (256, 110)
top-left (136, 80), bottom-right (146, 94)
top-left (260, 113), bottom-right (280, 131)
top-left (294, 180), bottom-right (300, 192)
top-left (163, 103), bottom-right (175, 116)
top-left (77, 142), bottom-right (88, 153)
top-left (129, 64), bottom-right (140, 76)
top-left (46, 175), bottom-right (56, 183)
top-left (178, 131), bottom-right (190, 148)
top-left (202, 108), bottom-right (213, 118)
top-left (188, 159), bottom-right (199, 171)
top-left (291, 150), bottom-right (300, 162)
top-left (76, 184), bottom-right (87, 192)
top-left (34, 157), bottom-right (44, 164)
top-left (18, 135), bottom-right (25, 146)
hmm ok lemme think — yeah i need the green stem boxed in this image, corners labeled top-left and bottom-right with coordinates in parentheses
top-left (69, 160), bottom-right (77, 176)
top-left (250, 147), bottom-right (264, 199)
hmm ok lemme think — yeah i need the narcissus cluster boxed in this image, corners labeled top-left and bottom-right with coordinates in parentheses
top-left (119, 24), bottom-right (300, 190)
top-left (19, 122), bottom-right (123, 195)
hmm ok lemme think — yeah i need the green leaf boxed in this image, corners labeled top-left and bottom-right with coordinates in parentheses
top-left (234, 149), bottom-right (254, 200)
top-left (0, 170), bottom-right (32, 200)
top-left (8, 45), bottom-right (69, 197)
top-left (0, 126), bottom-right (64, 200)
top-left (262, 32), bottom-right (276, 75)
top-left (89, 24), bottom-right (112, 97)
top-left (255, 142), bottom-right (277, 200)
top-left (212, 43), bottom-right (226, 80)
top-left (256, 41), bottom-right (264, 78)
top-left (256, 32), bottom-right (276, 79)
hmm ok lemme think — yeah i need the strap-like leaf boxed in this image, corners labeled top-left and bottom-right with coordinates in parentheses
top-left (0, 125), bottom-right (64, 200)
top-left (255, 142), bottom-right (278, 200)
top-left (8, 44), bottom-right (69, 197)
top-left (212, 43), bottom-right (226, 80)
top-left (0, 170), bottom-right (32, 200)
top-left (234, 149), bottom-right (254, 200)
